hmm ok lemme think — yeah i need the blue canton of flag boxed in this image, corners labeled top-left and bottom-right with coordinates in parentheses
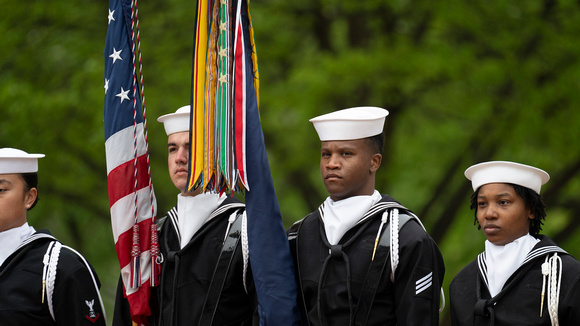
top-left (104, 0), bottom-right (142, 137)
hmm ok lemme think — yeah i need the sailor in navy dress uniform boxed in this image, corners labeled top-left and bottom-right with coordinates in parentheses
top-left (450, 161), bottom-right (580, 325)
top-left (288, 107), bottom-right (445, 325)
top-left (113, 106), bottom-right (257, 325)
top-left (0, 148), bottom-right (106, 325)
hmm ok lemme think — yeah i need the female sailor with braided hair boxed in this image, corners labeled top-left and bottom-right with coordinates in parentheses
top-left (450, 161), bottom-right (580, 326)
top-left (0, 148), bottom-right (106, 325)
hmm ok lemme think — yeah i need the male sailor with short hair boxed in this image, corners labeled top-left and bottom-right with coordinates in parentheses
top-left (289, 106), bottom-right (445, 325)
top-left (113, 106), bottom-right (257, 325)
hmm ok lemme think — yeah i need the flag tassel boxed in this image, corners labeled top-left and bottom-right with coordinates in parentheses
top-left (150, 223), bottom-right (161, 286)
top-left (130, 224), bottom-right (141, 288)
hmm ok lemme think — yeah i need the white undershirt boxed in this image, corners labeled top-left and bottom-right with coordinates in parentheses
top-left (177, 192), bottom-right (226, 249)
top-left (485, 233), bottom-right (540, 297)
top-left (0, 222), bottom-right (36, 267)
top-left (322, 190), bottom-right (382, 245)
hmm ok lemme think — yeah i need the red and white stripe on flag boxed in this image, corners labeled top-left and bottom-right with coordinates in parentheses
top-left (105, 123), bottom-right (156, 323)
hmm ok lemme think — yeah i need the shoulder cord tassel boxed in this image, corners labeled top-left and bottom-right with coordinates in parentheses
top-left (540, 253), bottom-right (562, 325)
top-left (150, 223), bottom-right (161, 286)
top-left (130, 223), bottom-right (141, 288)
top-left (222, 211), bottom-right (237, 244)
top-left (371, 211), bottom-right (389, 261)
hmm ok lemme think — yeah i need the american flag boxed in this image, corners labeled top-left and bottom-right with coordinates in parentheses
top-left (104, 0), bottom-right (157, 324)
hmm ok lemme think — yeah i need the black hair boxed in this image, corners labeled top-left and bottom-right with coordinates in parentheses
top-left (365, 132), bottom-right (384, 155)
top-left (20, 172), bottom-right (39, 210)
top-left (470, 183), bottom-right (546, 236)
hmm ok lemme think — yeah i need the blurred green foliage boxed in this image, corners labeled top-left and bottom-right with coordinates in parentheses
top-left (1, 0), bottom-right (580, 324)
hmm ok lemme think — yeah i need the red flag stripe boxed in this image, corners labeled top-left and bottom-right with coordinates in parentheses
top-left (107, 154), bottom-right (152, 206)
top-left (125, 284), bottom-right (151, 321)
top-left (105, 124), bottom-right (147, 175)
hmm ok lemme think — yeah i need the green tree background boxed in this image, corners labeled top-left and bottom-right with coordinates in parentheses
top-left (1, 0), bottom-right (580, 324)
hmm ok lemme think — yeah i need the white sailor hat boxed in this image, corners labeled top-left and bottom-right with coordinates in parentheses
top-left (157, 105), bottom-right (190, 136)
top-left (464, 161), bottom-right (550, 194)
top-left (310, 106), bottom-right (389, 141)
top-left (0, 148), bottom-right (45, 174)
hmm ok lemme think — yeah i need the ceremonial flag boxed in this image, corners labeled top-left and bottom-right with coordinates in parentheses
top-left (236, 2), bottom-right (301, 324)
top-left (104, 0), bottom-right (158, 324)
top-left (187, 0), bottom-right (301, 324)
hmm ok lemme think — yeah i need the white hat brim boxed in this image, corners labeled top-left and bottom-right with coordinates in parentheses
top-left (310, 106), bottom-right (389, 141)
top-left (465, 161), bottom-right (550, 194)
top-left (0, 148), bottom-right (45, 174)
top-left (157, 106), bottom-right (191, 136)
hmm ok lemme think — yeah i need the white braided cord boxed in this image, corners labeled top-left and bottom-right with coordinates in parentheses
top-left (46, 241), bottom-right (62, 321)
top-left (241, 211), bottom-right (249, 293)
top-left (389, 208), bottom-right (399, 282)
top-left (132, 0), bottom-right (155, 225)
top-left (547, 253), bottom-right (562, 326)
top-left (130, 0), bottom-right (139, 226)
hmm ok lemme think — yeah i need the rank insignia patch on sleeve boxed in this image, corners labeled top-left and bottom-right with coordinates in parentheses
top-left (85, 299), bottom-right (100, 323)
top-left (415, 271), bottom-right (433, 297)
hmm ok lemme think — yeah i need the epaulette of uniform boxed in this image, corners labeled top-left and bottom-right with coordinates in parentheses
top-left (156, 215), bottom-right (168, 231)
top-left (209, 201), bottom-right (245, 220)
top-left (287, 218), bottom-right (305, 241)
